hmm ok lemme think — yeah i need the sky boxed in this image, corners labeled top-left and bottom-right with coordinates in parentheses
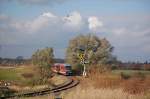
top-left (0, 0), bottom-right (150, 62)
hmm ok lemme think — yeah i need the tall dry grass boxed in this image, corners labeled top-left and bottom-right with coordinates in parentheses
top-left (121, 76), bottom-right (150, 94)
top-left (64, 87), bottom-right (148, 99)
top-left (86, 66), bottom-right (121, 89)
top-left (87, 66), bottom-right (150, 94)
top-left (64, 69), bottom-right (150, 99)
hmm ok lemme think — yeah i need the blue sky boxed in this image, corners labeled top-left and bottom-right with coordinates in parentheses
top-left (0, 0), bottom-right (150, 62)
top-left (1, 0), bottom-right (150, 17)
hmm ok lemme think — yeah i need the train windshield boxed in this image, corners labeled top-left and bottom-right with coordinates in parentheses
top-left (66, 66), bottom-right (71, 70)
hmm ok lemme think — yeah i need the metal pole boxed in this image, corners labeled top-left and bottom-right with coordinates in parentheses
top-left (83, 63), bottom-right (86, 77)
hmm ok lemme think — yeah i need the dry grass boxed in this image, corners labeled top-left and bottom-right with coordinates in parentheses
top-left (87, 67), bottom-right (150, 94)
top-left (20, 84), bottom-right (150, 99)
top-left (64, 86), bottom-right (148, 99)
top-left (50, 74), bottom-right (69, 86)
top-left (85, 67), bottom-right (121, 89)
top-left (18, 73), bottom-right (150, 99)
top-left (121, 77), bottom-right (150, 94)
top-left (90, 74), bottom-right (121, 89)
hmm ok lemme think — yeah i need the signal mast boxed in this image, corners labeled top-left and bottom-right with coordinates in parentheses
top-left (77, 34), bottom-right (99, 77)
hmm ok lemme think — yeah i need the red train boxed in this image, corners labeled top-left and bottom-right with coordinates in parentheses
top-left (51, 63), bottom-right (72, 75)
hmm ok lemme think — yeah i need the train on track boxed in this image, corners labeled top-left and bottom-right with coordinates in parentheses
top-left (51, 63), bottom-right (72, 75)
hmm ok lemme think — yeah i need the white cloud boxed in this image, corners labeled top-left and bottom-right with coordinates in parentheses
top-left (8, 12), bottom-right (58, 33)
top-left (0, 11), bottom-right (85, 45)
top-left (42, 12), bottom-right (57, 18)
top-left (4, 11), bottom-right (84, 33)
top-left (0, 12), bottom-right (150, 61)
top-left (28, 12), bottom-right (57, 32)
top-left (63, 11), bottom-right (84, 30)
top-left (108, 25), bottom-right (150, 61)
top-left (88, 16), bottom-right (103, 31)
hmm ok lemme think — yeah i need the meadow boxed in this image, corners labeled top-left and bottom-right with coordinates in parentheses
top-left (0, 67), bottom-right (20, 81)
top-left (0, 65), bottom-right (38, 85)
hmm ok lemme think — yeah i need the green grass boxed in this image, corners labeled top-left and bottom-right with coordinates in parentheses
top-left (112, 70), bottom-right (150, 75)
top-left (0, 66), bottom-right (38, 85)
top-left (0, 68), bottom-right (21, 81)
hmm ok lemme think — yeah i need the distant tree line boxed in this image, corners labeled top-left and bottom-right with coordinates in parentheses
top-left (0, 57), bottom-right (31, 66)
top-left (112, 62), bottom-right (150, 71)
top-left (0, 57), bottom-right (64, 66)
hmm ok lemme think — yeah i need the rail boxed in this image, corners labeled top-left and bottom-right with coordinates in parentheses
top-left (1, 76), bottom-right (79, 99)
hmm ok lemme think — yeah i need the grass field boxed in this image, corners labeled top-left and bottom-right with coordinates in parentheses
top-left (0, 65), bottom-right (39, 86)
top-left (0, 66), bottom-right (69, 90)
top-left (0, 68), bottom-right (20, 81)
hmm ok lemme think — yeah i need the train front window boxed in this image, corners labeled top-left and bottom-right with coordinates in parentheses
top-left (66, 66), bottom-right (71, 70)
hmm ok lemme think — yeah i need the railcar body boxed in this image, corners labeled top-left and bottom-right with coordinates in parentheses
top-left (52, 63), bottom-right (72, 75)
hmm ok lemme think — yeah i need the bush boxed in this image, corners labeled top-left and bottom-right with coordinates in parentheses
top-left (0, 87), bottom-right (16, 98)
top-left (21, 73), bottom-right (33, 79)
top-left (120, 72), bottom-right (131, 80)
top-left (133, 72), bottom-right (145, 80)
top-left (111, 65), bottom-right (118, 70)
top-left (72, 64), bottom-right (83, 75)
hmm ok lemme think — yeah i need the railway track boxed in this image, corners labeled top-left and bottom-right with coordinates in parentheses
top-left (2, 76), bottom-right (79, 99)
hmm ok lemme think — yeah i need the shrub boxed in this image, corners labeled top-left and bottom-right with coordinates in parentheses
top-left (72, 64), bottom-right (83, 75)
top-left (21, 73), bottom-right (33, 78)
top-left (133, 72), bottom-right (145, 80)
top-left (0, 87), bottom-right (16, 98)
top-left (111, 65), bottom-right (118, 70)
top-left (120, 72), bottom-right (131, 80)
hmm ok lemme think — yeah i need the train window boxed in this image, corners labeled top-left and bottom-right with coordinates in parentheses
top-left (66, 66), bottom-right (71, 70)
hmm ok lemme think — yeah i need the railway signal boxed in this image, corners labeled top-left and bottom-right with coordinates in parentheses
top-left (76, 34), bottom-right (100, 77)
top-left (77, 46), bottom-right (89, 77)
